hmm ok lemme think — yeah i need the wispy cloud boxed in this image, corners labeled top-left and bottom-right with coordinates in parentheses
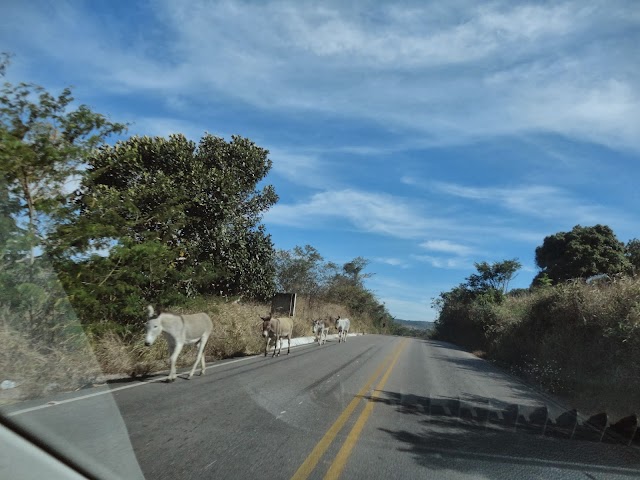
top-left (433, 182), bottom-right (625, 225)
top-left (374, 257), bottom-right (409, 268)
top-left (411, 255), bottom-right (473, 270)
top-left (400, 175), bottom-right (419, 186)
top-left (420, 240), bottom-right (475, 256)
top-left (265, 187), bottom-right (551, 246)
top-left (5, 1), bottom-right (639, 151)
top-left (266, 148), bottom-right (334, 188)
top-left (265, 189), bottom-right (440, 238)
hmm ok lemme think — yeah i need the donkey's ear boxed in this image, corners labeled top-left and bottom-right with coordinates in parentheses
top-left (260, 315), bottom-right (270, 321)
top-left (147, 305), bottom-right (156, 318)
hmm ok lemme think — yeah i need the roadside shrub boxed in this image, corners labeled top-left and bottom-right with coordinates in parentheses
top-left (439, 277), bottom-right (640, 417)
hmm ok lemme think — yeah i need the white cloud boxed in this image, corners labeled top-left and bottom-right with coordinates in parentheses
top-left (265, 187), bottom-right (550, 246)
top-left (374, 257), bottom-right (409, 268)
top-left (5, 0), bottom-right (639, 151)
top-left (433, 182), bottom-right (625, 225)
top-left (266, 148), bottom-right (334, 188)
top-left (411, 255), bottom-right (472, 270)
top-left (265, 189), bottom-right (442, 238)
top-left (400, 175), bottom-right (419, 186)
top-left (420, 240), bottom-right (475, 256)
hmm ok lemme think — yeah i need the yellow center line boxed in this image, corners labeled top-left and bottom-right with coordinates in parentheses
top-left (323, 339), bottom-right (408, 480)
top-left (290, 340), bottom-right (406, 480)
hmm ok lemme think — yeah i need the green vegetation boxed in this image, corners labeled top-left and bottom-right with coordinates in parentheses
top-left (274, 246), bottom-right (394, 331)
top-left (533, 224), bottom-right (631, 286)
top-left (433, 227), bottom-right (640, 417)
top-left (52, 133), bottom-right (279, 323)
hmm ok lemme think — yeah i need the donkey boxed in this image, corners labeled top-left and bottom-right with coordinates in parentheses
top-left (261, 315), bottom-right (294, 357)
top-left (335, 315), bottom-right (351, 343)
top-left (145, 305), bottom-right (213, 382)
top-left (312, 319), bottom-right (329, 345)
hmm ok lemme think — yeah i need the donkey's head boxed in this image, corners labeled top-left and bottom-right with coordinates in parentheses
top-left (145, 305), bottom-right (163, 346)
top-left (261, 315), bottom-right (273, 338)
top-left (312, 319), bottom-right (323, 334)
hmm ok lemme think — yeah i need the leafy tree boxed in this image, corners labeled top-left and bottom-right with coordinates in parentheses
top-left (342, 256), bottom-right (373, 286)
top-left (0, 73), bottom-right (126, 265)
top-left (0, 63), bottom-right (125, 335)
top-left (55, 134), bottom-right (278, 322)
top-left (466, 259), bottom-right (521, 294)
top-left (533, 225), bottom-right (631, 285)
top-left (432, 259), bottom-right (521, 349)
top-left (274, 245), bottom-right (329, 294)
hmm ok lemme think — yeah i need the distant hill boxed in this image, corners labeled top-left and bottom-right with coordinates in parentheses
top-left (394, 319), bottom-right (434, 331)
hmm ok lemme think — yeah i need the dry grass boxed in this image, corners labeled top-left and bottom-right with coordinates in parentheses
top-left (0, 323), bottom-right (101, 406)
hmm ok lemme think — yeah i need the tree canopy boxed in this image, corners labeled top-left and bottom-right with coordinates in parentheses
top-left (533, 224), bottom-right (630, 285)
top-left (466, 259), bottom-right (521, 294)
top-left (626, 239), bottom-right (640, 275)
top-left (274, 245), bottom-right (336, 295)
top-left (53, 134), bottom-right (279, 321)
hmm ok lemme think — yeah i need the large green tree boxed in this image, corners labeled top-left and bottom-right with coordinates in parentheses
top-left (56, 134), bottom-right (278, 322)
top-left (533, 224), bottom-right (630, 285)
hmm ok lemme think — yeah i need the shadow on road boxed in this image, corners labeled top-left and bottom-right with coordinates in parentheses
top-left (366, 390), bottom-right (640, 476)
top-left (380, 426), bottom-right (640, 478)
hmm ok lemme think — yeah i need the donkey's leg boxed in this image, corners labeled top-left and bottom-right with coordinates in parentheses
top-left (189, 335), bottom-right (207, 378)
top-left (264, 336), bottom-right (270, 357)
top-left (168, 342), bottom-right (184, 381)
top-left (287, 336), bottom-right (291, 355)
top-left (199, 337), bottom-right (208, 374)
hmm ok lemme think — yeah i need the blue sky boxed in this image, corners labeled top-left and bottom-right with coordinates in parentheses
top-left (2, 0), bottom-right (639, 320)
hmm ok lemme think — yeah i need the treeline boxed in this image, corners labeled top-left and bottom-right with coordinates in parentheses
top-left (275, 246), bottom-right (394, 330)
top-left (432, 224), bottom-right (640, 416)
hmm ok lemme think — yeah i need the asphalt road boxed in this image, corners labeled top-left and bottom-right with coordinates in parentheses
top-left (4, 335), bottom-right (640, 479)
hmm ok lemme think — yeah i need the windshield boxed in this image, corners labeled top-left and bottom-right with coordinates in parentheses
top-left (1, 1), bottom-right (639, 479)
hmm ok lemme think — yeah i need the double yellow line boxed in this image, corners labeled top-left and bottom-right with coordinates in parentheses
top-left (291, 339), bottom-right (407, 480)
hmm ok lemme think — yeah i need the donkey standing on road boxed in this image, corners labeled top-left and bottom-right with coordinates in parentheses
top-left (335, 315), bottom-right (351, 343)
top-left (312, 319), bottom-right (329, 345)
top-left (262, 315), bottom-right (294, 357)
top-left (145, 305), bottom-right (213, 382)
